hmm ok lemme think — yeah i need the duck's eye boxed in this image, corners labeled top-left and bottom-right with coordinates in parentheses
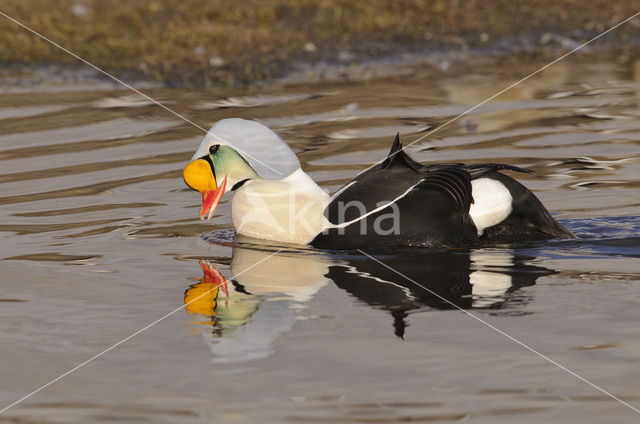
top-left (209, 144), bottom-right (220, 155)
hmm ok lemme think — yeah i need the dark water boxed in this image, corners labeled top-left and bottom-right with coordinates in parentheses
top-left (1, 57), bottom-right (639, 423)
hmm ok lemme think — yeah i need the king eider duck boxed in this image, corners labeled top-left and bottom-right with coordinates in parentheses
top-left (183, 118), bottom-right (573, 248)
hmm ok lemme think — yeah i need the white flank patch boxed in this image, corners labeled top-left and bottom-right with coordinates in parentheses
top-left (469, 178), bottom-right (513, 235)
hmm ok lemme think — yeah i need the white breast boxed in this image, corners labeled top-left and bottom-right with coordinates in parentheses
top-left (231, 169), bottom-right (330, 244)
top-left (469, 178), bottom-right (513, 235)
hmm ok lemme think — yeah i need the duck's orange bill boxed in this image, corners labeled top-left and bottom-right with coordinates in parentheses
top-left (199, 175), bottom-right (227, 220)
top-left (183, 158), bottom-right (227, 220)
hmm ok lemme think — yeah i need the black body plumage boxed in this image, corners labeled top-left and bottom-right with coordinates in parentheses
top-left (310, 134), bottom-right (573, 249)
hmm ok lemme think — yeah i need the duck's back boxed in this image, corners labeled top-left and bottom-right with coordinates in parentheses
top-left (312, 135), bottom-right (573, 249)
top-left (312, 136), bottom-right (480, 248)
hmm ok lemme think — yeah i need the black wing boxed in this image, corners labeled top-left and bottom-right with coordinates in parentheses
top-left (462, 163), bottom-right (532, 178)
top-left (422, 163), bottom-right (531, 179)
top-left (420, 166), bottom-right (473, 213)
top-left (326, 134), bottom-right (475, 225)
top-left (315, 135), bottom-right (480, 248)
top-left (325, 134), bottom-right (424, 224)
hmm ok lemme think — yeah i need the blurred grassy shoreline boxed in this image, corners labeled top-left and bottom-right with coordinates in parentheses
top-left (1, 0), bottom-right (640, 87)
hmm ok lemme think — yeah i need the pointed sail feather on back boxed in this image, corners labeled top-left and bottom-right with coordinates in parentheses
top-left (381, 133), bottom-right (424, 172)
top-left (323, 134), bottom-right (475, 230)
top-left (192, 118), bottom-right (301, 179)
top-left (383, 134), bottom-right (474, 214)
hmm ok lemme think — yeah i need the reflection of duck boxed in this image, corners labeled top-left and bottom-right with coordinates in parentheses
top-left (183, 119), bottom-right (573, 248)
top-left (184, 246), bottom-right (330, 363)
top-left (328, 249), bottom-right (554, 338)
top-left (185, 246), bottom-right (554, 358)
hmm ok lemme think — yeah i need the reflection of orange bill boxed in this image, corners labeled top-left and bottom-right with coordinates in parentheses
top-left (184, 261), bottom-right (229, 316)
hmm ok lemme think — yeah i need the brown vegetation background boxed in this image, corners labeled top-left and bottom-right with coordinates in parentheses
top-left (0, 0), bottom-right (638, 84)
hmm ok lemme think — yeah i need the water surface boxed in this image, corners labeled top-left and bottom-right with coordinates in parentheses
top-left (1, 57), bottom-right (639, 423)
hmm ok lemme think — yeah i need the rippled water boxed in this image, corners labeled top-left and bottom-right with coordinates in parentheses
top-left (1, 57), bottom-right (639, 423)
